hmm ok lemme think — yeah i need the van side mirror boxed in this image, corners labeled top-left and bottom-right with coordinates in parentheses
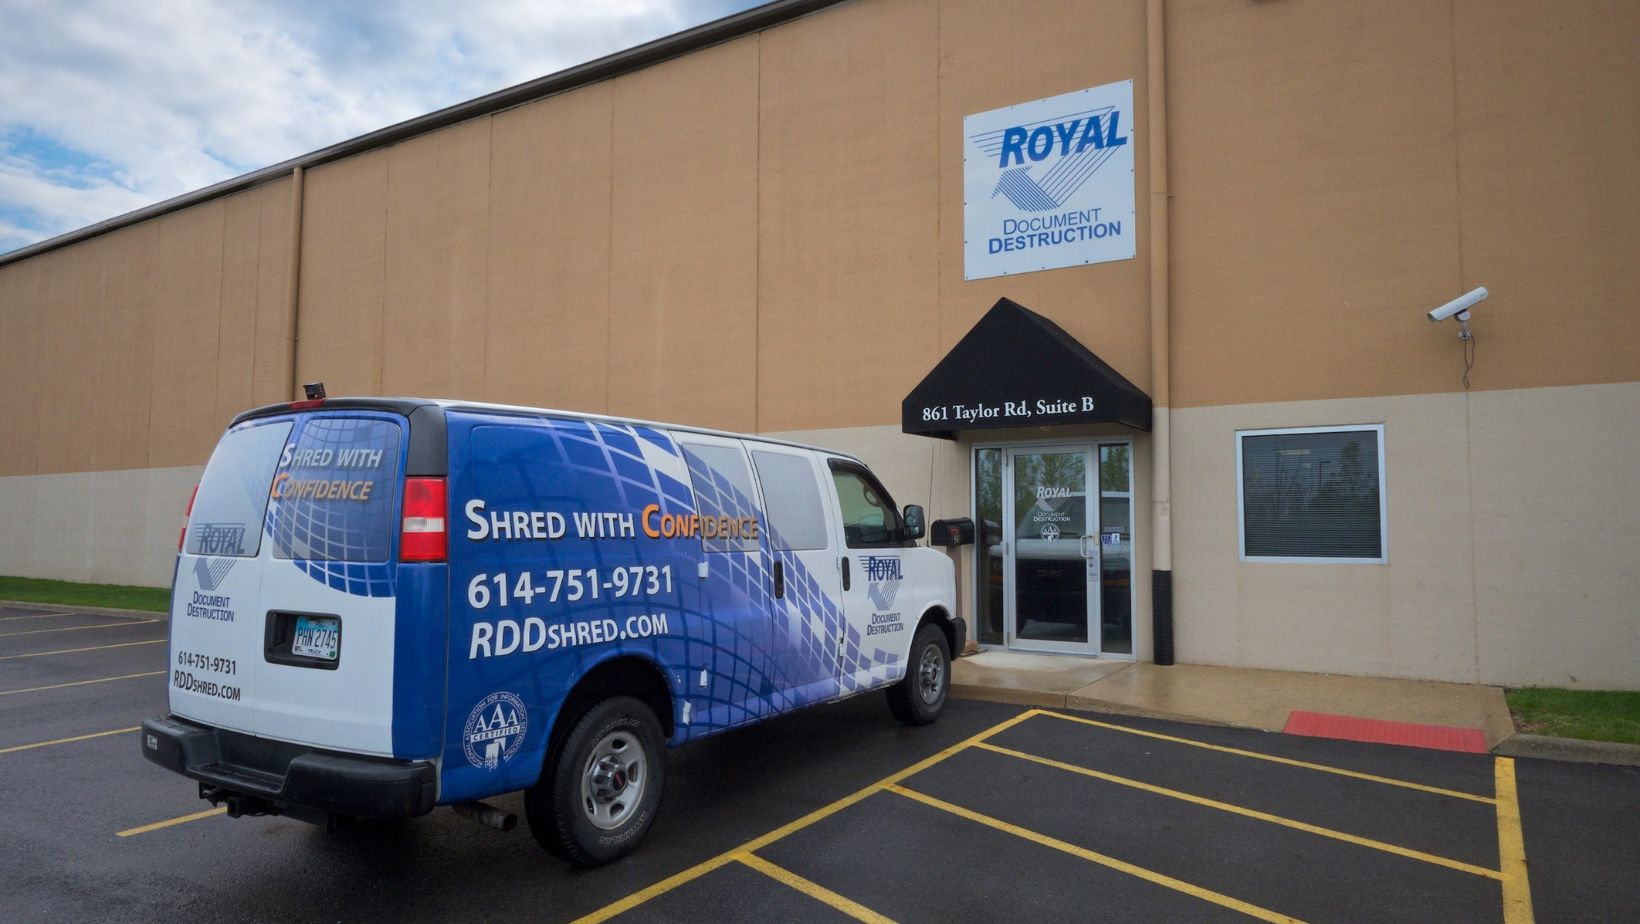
top-left (901, 504), bottom-right (926, 542)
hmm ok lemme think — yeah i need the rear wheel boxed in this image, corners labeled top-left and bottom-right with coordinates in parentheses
top-left (525, 696), bottom-right (665, 867)
top-left (887, 622), bottom-right (950, 725)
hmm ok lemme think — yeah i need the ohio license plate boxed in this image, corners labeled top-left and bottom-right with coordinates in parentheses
top-left (292, 615), bottom-right (340, 660)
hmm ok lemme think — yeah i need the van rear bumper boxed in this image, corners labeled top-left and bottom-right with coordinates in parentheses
top-left (141, 715), bottom-right (437, 820)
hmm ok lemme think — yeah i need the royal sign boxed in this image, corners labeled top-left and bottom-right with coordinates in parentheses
top-left (963, 80), bottom-right (1137, 280)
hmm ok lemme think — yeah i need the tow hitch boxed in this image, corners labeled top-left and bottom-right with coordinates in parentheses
top-left (200, 784), bottom-right (276, 818)
top-left (199, 783), bottom-right (344, 829)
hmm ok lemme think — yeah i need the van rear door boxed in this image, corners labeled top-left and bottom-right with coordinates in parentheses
top-left (170, 418), bottom-right (290, 737)
top-left (172, 411), bottom-right (411, 757)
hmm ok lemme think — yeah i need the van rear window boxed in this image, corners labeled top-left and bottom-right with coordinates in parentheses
top-left (269, 416), bottom-right (403, 563)
top-left (186, 420), bottom-right (294, 558)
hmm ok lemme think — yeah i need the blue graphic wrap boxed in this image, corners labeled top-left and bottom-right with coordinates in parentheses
top-left (437, 412), bottom-right (898, 804)
top-left (265, 415), bottom-right (404, 597)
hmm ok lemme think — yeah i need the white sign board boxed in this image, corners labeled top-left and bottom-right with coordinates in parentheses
top-left (963, 80), bottom-right (1137, 280)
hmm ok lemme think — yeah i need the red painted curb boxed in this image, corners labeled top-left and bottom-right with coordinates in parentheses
top-left (1283, 710), bottom-right (1489, 754)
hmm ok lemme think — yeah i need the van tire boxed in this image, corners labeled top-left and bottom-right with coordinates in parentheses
top-left (525, 696), bottom-right (665, 867)
top-left (887, 622), bottom-right (950, 726)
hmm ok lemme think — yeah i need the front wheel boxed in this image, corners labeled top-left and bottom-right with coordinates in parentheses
top-left (525, 696), bottom-right (665, 867)
top-left (887, 623), bottom-right (951, 726)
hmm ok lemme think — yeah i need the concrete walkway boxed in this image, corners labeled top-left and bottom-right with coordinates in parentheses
top-left (951, 651), bottom-right (1518, 748)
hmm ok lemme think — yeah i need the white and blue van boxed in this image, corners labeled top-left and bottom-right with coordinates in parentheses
top-left (142, 396), bottom-right (961, 865)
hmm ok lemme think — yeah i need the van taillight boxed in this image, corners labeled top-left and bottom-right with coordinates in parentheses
top-left (178, 483), bottom-right (199, 552)
top-left (400, 477), bottom-right (447, 562)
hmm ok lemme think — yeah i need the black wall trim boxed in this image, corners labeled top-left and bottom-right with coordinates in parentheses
top-left (1152, 569), bottom-right (1174, 665)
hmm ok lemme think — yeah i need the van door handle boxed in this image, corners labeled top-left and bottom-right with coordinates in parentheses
top-left (841, 556), bottom-right (851, 591)
top-left (773, 560), bottom-right (785, 599)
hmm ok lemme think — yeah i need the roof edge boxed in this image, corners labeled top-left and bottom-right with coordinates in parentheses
top-left (0, 0), bottom-right (849, 268)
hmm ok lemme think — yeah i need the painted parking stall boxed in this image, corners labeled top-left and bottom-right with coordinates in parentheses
top-left (2, 632), bottom-right (1637, 924)
top-left (576, 707), bottom-right (1551, 924)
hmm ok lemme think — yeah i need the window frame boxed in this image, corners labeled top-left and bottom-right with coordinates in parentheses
top-left (749, 447), bottom-right (831, 552)
top-left (826, 459), bottom-right (912, 549)
top-left (677, 438), bottom-right (764, 555)
top-left (1235, 423), bottom-right (1388, 565)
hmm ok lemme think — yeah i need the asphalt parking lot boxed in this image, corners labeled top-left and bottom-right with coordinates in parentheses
top-left (2, 602), bottom-right (1637, 923)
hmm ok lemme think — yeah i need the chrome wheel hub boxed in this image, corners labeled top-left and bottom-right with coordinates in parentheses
top-left (918, 644), bottom-right (945, 704)
top-left (581, 730), bottom-right (646, 830)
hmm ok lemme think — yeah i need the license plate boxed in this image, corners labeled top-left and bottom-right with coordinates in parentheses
top-left (292, 615), bottom-right (340, 660)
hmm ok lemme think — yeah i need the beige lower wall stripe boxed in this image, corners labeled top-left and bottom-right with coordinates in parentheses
top-left (3, 380), bottom-right (1634, 690)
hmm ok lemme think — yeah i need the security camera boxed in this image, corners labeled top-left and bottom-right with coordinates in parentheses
top-left (1428, 287), bottom-right (1487, 323)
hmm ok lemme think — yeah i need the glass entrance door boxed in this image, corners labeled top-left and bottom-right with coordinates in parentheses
top-left (974, 441), bottom-right (1133, 657)
top-left (1005, 446), bottom-right (1098, 653)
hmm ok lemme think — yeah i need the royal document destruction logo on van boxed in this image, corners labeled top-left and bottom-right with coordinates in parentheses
top-left (863, 555), bottom-right (904, 635)
top-left (964, 80), bottom-right (1136, 280)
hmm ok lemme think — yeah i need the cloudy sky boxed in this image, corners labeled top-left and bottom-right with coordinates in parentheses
top-left (0, 0), bottom-right (760, 254)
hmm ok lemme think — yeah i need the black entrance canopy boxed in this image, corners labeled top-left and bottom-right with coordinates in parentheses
top-left (902, 298), bottom-right (1152, 439)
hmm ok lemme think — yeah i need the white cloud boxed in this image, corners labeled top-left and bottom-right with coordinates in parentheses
top-left (0, 0), bottom-right (752, 254)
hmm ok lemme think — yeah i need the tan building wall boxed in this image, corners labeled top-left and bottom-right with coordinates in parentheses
top-left (1167, 0), bottom-right (1640, 409)
top-left (1171, 382), bottom-right (1639, 689)
top-left (0, 0), bottom-right (1633, 688)
top-left (0, 179), bottom-right (293, 479)
top-left (8, 0), bottom-right (1633, 473)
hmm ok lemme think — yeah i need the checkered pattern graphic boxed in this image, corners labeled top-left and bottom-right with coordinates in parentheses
top-left (471, 418), bottom-right (900, 736)
top-left (678, 436), bottom-right (902, 719)
top-left (265, 416), bottom-right (402, 598)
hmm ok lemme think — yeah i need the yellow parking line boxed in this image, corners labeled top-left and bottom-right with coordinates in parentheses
top-left (570, 708), bottom-right (1043, 924)
top-left (976, 741), bottom-right (1502, 880)
top-left (1039, 710), bottom-right (1496, 805)
top-left (116, 806), bottom-right (227, 838)
top-left (888, 784), bottom-right (1304, 923)
top-left (0, 726), bottom-right (141, 755)
top-left (1494, 758), bottom-right (1535, 924)
top-left (738, 853), bottom-right (895, 923)
top-left (0, 611), bottom-right (74, 623)
top-left (0, 639), bottom-right (166, 661)
top-left (575, 853), bottom-right (741, 922)
top-left (0, 670), bottom-right (165, 696)
top-left (0, 618), bottom-right (161, 638)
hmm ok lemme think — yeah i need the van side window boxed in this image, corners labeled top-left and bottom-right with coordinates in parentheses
top-left (186, 420), bottom-right (293, 558)
top-left (270, 417), bottom-right (402, 564)
top-left (680, 442), bottom-right (761, 553)
top-left (829, 463), bottom-right (902, 548)
top-left (751, 451), bottom-right (829, 551)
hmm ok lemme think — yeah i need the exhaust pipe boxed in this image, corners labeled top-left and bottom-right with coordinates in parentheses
top-left (453, 801), bottom-right (517, 832)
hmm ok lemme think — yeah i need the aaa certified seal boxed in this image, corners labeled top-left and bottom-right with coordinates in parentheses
top-left (463, 691), bottom-right (527, 770)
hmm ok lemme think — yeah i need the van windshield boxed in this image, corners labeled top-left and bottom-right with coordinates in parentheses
top-left (186, 420), bottom-right (294, 557)
top-left (269, 416), bottom-right (403, 563)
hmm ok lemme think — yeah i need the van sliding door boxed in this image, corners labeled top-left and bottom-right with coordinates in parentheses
top-left (747, 447), bottom-right (843, 709)
top-left (676, 436), bottom-right (774, 729)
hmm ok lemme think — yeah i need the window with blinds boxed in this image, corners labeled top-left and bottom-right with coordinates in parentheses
top-left (1237, 425), bottom-right (1386, 562)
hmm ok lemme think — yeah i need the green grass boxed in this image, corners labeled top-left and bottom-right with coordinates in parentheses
top-left (0, 575), bottom-right (170, 613)
top-left (1507, 687), bottom-right (1640, 745)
